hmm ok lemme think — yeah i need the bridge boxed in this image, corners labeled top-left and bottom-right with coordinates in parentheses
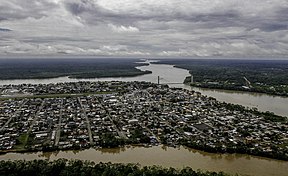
top-left (164, 82), bottom-right (184, 85)
top-left (157, 75), bottom-right (192, 85)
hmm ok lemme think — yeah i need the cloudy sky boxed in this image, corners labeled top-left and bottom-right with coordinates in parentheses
top-left (0, 0), bottom-right (288, 57)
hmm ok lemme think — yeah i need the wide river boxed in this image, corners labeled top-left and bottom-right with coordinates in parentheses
top-left (0, 61), bottom-right (288, 176)
top-left (0, 61), bottom-right (287, 116)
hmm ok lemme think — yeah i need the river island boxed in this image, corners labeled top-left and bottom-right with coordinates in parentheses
top-left (0, 81), bottom-right (287, 162)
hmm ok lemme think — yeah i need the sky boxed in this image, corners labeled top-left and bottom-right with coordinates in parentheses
top-left (0, 0), bottom-right (288, 58)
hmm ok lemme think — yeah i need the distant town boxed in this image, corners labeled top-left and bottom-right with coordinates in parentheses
top-left (0, 81), bottom-right (287, 160)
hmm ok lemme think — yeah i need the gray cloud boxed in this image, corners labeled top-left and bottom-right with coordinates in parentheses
top-left (0, 0), bottom-right (287, 57)
top-left (65, 0), bottom-right (96, 16)
top-left (0, 27), bottom-right (12, 32)
top-left (0, 0), bottom-right (58, 20)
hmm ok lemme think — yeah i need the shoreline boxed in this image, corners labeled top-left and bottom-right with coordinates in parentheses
top-left (0, 64), bottom-right (287, 165)
top-left (186, 82), bottom-right (288, 98)
top-left (1, 144), bottom-right (288, 162)
top-left (0, 70), bottom-right (152, 81)
top-left (172, 64), bottom-right (288, 97)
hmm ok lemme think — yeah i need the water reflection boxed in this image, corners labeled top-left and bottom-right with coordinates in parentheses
top-left (0, 61), bottom-right (287, 175)
top-left (99, 147), bottom-right (124, 154)
top-left (190, 86), bottom-right (288, 116)
top-left (1, 145), bottom-right (287, 176)
top-left (161, 145), bottom-right (168, 151)
top-left (38, 152), bottom-right (54, 160)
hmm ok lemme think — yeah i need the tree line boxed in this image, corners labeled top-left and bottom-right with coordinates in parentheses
top-left (0, 159), bottom-right (230, 176)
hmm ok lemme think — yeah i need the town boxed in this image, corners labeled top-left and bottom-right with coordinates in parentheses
top-left (0, 81), bottom-right (287, 160)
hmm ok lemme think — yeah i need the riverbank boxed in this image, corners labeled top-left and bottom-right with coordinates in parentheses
top-left (1, 141), bottom-right (288, 162)
top-left (1, 61), bottom-right (287, 117)
top-left (0, 159), bottom-right (230, 176)
top-left (155, 59), bottom-right (288, 97)
top-left (0, 82), bottom-right (287, 162)
top-left (183, 75), bottom-right (288, 97)
top-left (1, 145), bottom-right (287, 176)
top-left (0, 58), bottom-right (151, 80)
top-left (0, 69), bottom-right (152, 81)
top-left (1, 60), bottom-right (288, 176)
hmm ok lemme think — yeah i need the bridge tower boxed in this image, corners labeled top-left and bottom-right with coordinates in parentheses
top-left (191, 74), bottom-right (193, 84)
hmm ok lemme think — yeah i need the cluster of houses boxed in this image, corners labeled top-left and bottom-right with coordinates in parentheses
top-left (0, 81), bottom-right (150, 97)
top-left (0, 81), bottom-right (287, 158)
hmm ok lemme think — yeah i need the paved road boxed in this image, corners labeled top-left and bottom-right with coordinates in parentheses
top-left (97, 97), bottom-right (128, 139)
top-left (55, 99), bottom-right (64, 146)
top-left (78, 97), bottom-right (94, 145)
top-left (27, 100), bottom-right (45, 134)
top-left (0, 99), bottom-right (28, 131)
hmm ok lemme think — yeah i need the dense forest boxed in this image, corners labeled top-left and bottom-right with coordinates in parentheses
top-left (157, 59), bottom-right (288, 96)
top-left (0, 159), bottom-right (230, 176)
top-left (0, 58), bottom-right (151, 80)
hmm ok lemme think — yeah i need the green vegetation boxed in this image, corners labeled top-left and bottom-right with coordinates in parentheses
top-left (96, 129), bottom-right (151, 148)
top-left (0, 159), bottom-right (230, 176)
top-left (14, 134), bottom-right (29, 150)
top-left (128, 128), bottom-right (151, 144)
top-left (181, 137), bottom-right (288, 161)
top-left (219, 102), bottom-right (287, 122)
top-left (99, 133), bottom-right (126, 148)
top-left (157, 59), bottom-right (288, 97)
top-left (0, 58), bottom-right (151, 80)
